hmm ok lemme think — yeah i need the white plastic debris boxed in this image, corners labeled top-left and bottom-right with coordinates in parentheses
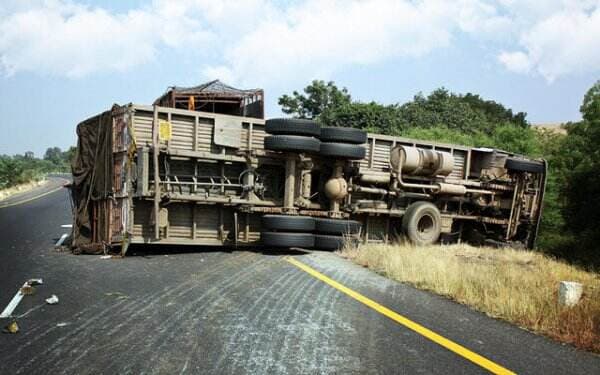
top-left (100, 255), bottom-right (112, 260)
top-left (558, 281), bottom-right (583, 307)
top-left (45, 295), bottom-right (59, 305)
top-left (56, 322), bottom-right (69, 327)
top-left (27, 278), bottom-right (43, 286)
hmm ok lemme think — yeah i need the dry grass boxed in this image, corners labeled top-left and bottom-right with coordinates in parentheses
top-left (0, 179), bottom-right (46, 202)
top-left (340, 242), bottom-right (600, 353)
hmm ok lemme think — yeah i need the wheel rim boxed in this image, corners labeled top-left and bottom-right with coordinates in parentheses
top-left (417, 214), bottom-right (435, 237)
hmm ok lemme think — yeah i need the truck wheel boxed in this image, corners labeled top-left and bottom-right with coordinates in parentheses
top-left (314, 235), bottom-right (345, 250)
top-left (262, 215), bottom-right (315, 232)
top-left (319, 142), bottom-right (366, 160)
top-left (402, 201), bottom-right (441, 246)
top-left (314, 218), bottom-right (362, 235)
top-left (319, 127), bottom-right (367, 144)
top-left (264, 135), bottom-right (320, 153)
top-left (505, 158), bottom-right (544, 174)
top-left (261, 232), bottom-right (315, 248)
top-left (265, 118), bottom-right (321, 137)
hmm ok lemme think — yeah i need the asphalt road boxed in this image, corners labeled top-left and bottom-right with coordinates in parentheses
top-left (0, 179), bottom-right (599, 374)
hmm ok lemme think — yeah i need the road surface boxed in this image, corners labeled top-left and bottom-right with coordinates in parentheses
top-left (0, 178), bottom-right (599, 374)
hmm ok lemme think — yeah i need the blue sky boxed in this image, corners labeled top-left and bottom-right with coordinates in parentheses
top-left (1, 0), bottom-right (599, 156)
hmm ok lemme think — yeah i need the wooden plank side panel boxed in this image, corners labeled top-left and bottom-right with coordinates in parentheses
top-left (250, 123), bottom-right (267, 151)
top-left (133, 111), bottom-right (154, 147)
top-left (237, 213), bottom-right (261, 243)
top-left (169, 203), bottom-right (193, 238)
top-left (372, 139), bottom-right (393, 171)
top-left (194, 205), bottom-right (220, 240)
top-left (132, 200), bottom-right (153, 239)
top-left (196, 117), bottom-right (214, 152)
top-left (170, 114), bottom-right (195, 150)
top-left (448, 150), bottom-right (467, 181)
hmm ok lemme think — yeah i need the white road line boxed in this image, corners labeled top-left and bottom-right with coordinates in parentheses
top-left (61, 224), bottom-right (73, 228)
top-left (55, 233), bottom-right (68, 247)
top-left (0, 283), bottom-right (27, 318)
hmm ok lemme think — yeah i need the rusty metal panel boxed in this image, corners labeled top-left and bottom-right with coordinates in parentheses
top-left (112, 111), bottom-right (130, 152)
top-left (111, 198), bottom-right (126, 242)
top-left (113, 153), bottom-right (126, 195)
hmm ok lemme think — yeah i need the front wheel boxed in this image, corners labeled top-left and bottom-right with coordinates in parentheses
top-left (401, 201), bottom-right (441, 246)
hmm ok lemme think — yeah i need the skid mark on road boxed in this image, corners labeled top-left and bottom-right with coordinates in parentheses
top-left (86, 253), bottom-right (260, 374)
top-left (285, 257), bottom-right (516, 375)
top-left (210, 267), bottom-right (303, 371)
top-left (11, 253), bottom-right (252, 374)
top-left (235, 267), bottom-right (312, 372)
top-left (112, 254), bottom-right (273, 374)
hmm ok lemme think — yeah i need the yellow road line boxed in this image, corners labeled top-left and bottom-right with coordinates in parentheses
top-left (0, 185), bottom-right (65, 209)
top-left (284, 257), bottom-right (515, 375)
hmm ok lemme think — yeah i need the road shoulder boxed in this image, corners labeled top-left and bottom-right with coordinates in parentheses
top-left (293, 251), bottom-right (600, 375)
top-left (0, 176), bottom-right (68, 208)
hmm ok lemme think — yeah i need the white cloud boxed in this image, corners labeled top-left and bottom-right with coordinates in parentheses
top-left (203, 0), bottom-right (502, 86)
top-left (498, 51), bottom-right (532, 74)
top-left (497, 4), bottom-right (600, 82)
top-left (2, 0), bottom-right (600, 82)
top-left (0, 0), bottom-right (210, 77)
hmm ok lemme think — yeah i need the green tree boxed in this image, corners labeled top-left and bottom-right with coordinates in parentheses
top-left (278, 80), bottom-right (351, 119)
top-left (560, 81), bottom-right (600, 260)
top-left (320, 102), bottom-right (405, 135)
top-left (44, 147), bottom-right (63, 165)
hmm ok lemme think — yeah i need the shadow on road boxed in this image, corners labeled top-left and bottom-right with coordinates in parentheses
top-left (124, 244), bottom-right (311, 258)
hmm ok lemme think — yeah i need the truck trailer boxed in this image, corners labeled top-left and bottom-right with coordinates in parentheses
top-left (70, 82), bottom-right (546, 255)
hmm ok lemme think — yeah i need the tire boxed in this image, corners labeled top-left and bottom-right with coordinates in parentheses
top-left (314, 235), bottom-right (345, 251)
top-left (261, 232), bottom-right (315, 248)
top-left (314, 218), bottom-right (362, 235)
top-left (401, 201), bottom-right (441, 246)
top-left (264, 135), bottom-right (320, 153)
top-left (265, 118), bottom-right (320, 137)
top-left (319, 127), bottom-right (367, 144)
top-left (505, 158), bottom-right (544, 174)
top-left (319, 142), bottom-right (366, 160)
top-left (262, 215), bottom-right (315, 232)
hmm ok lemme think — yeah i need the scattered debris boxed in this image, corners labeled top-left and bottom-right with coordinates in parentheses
top-left (61, 224), bottom-right (73, 228)
top-left (2, 320), bottom-right (19, 334)
top-left (104, 292), bottom-right (128, 300)
top-left (19, 285), bottom-right (35, 295)
top-left (56, 322), bottom-right (69, 327)
top-left (100, 255), bottom-right (112, 260)
top-left (0, 278), bottom-right (43, 319)
top-left (55, 233), bottom-right (69, 247)
top-left (45, 295), bottom-right (59, 305)
top-left (27, 278), bottom-right (43, 286)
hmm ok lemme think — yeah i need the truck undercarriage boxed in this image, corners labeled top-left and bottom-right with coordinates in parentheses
top-left (70, 84), bottom-right (546, 255)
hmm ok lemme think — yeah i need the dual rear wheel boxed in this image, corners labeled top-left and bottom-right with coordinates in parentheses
top-left (261, 215), bottom-right (361, 250)
top-left (263, 119), bottom-right (367, 159)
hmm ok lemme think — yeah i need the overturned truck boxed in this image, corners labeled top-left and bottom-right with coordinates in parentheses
top-left (71, 82), bottom-right (546, 255)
